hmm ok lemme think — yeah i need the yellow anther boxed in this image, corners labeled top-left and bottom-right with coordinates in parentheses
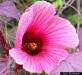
top-left (28, 42), bottom-right (37, 50)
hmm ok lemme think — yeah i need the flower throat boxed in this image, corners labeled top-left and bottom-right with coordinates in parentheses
top-left (22, 32), bottom-right (43, 56)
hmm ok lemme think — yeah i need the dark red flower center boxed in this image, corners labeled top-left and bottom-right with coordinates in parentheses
top-left (22, 32), bottom-right (43, 56)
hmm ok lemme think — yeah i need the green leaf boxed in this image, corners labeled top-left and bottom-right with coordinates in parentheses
top-left (0, 56), bottom-right (5, 58)
top-left (32, 72), bottom-right (45, 75)
top-left (53, 2), bottom-right (59, 8)
top-left (0, 0), bottom-right (3, 3)
top-left (66, 15), bottom-right (82, 26)
top-left (48, 0), bottom-right (55, 2)
top-left (7, 25), bottom-right (12, 31)
top-left (80, 19), bottom-right (82, 25)
top-left (41, 72), bottom-right (45, 75)
top-left (53, 0), bottom-right (63, 8)
top-left (32, 0), bottom-right (42, 3)
top-left (32, 73), bottom-right (37, 75)
top-left (57, 0), bottom-right (63, 6)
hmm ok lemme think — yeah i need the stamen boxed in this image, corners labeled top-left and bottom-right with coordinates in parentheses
top-left (22, 42), bottom-right (40, 55)
top-left (27, 42), bottom-right (38, 50)
top-left (22, 32), bottom-right (43, 55)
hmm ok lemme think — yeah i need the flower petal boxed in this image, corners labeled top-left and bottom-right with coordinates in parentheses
top-left (23, 56), bottom-right (43, 73)
top-left (9, 48), bottom-right (28, 65)
top-left (38, 48), bottom-right (68, 74)
top-left (79, 27), bottom-right (82, 51)
top-left (41, 16), bottom-right (79, 49)
top-left (25, 1), bottom-right (56, 34)
top-left (67, 52), bottom-right (82, 72)
top-left (0, 1), bottom-right (20, 20)
top-left (50, 62), bottom-right (75, 75)
top-left (50, 52), bottom-right (82, 75)
top-left (9, 49), bottom-right (43, 73)
top-left (15, 8), bottom-right (33, 49)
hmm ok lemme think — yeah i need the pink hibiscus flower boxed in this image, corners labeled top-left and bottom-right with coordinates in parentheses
top-left (9, 1), bottom-right (79, 74)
